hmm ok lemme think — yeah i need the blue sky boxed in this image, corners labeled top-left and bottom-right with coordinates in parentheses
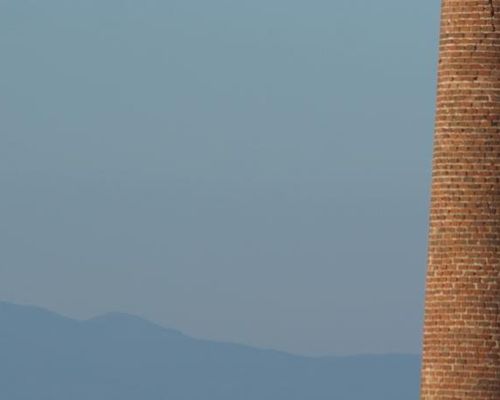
top-left (0, 0), bottom-right (440, 356)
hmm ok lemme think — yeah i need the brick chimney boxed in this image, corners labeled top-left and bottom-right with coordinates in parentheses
top-left (420, 1), bottom-right (500, 399)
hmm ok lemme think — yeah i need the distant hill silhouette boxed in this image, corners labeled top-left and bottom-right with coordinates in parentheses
top-left (0, 301), bottom-right (420, 399)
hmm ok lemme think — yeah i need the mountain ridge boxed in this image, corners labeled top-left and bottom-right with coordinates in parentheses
top-left (0, 300), bottom-right (420, 399)
top-left (0, 300), bottom-right (418, 358)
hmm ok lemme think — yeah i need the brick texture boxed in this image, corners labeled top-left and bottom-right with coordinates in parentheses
top-left (420, 0), bottom-right (500, 399)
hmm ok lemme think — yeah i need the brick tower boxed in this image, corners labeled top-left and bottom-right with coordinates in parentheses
top-left (420, 1), bottom-right (500, 399)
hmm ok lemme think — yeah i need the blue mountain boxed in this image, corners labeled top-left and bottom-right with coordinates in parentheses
top-left (0, 301), bottom-right (420, 399)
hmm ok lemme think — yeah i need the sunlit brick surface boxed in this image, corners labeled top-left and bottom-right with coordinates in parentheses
top-left (420, 1), bottom-right (500, 399)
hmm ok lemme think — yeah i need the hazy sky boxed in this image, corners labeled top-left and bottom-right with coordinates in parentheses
top-left (0, 0), bottom-right (440, 356)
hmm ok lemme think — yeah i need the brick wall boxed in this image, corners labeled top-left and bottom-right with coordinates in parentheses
top-left (420, 0), bottom-right (500, 399)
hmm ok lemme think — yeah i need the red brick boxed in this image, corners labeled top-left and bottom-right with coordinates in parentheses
top-left (420, 1), bottom-right (500, 399)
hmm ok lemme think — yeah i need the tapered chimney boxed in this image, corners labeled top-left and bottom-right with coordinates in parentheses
top-left (420, 1), bottom-right (500, 398)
